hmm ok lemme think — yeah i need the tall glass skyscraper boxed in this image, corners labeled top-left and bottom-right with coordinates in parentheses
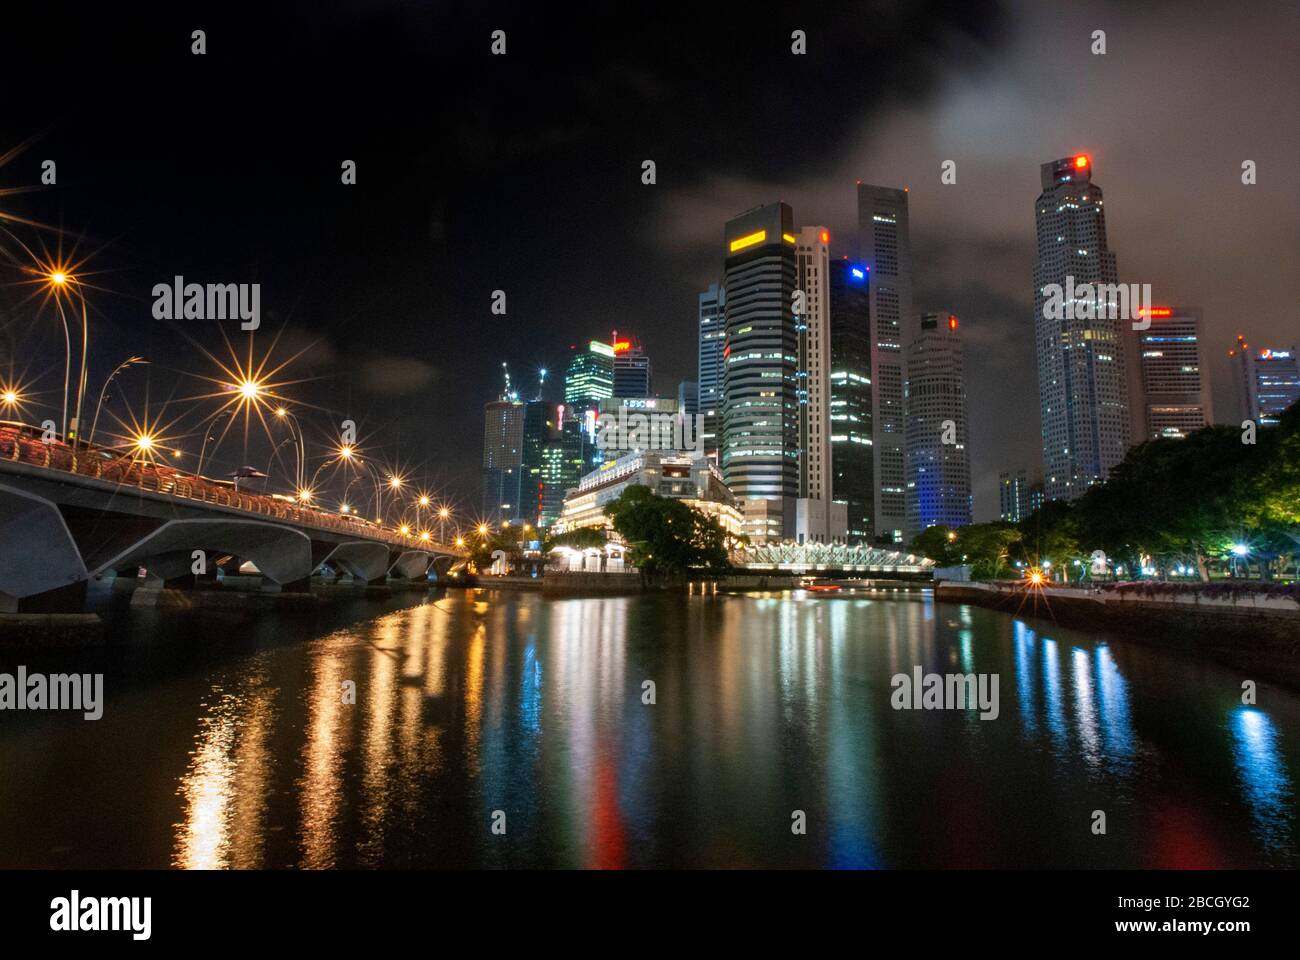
top-left (1032, 154), bottom-right (1132, 500)
top-left (857, 183), bottom-right (912, 543)
top-left (722, 202), bottom-right (799, 543)
top-left (697, 283), bottom-right (726, 458)
top-left (904, 312), bottom-right (971, 536)
top-left (564, 340), bottom-right (615, 411)
top-left (828, 258), bottom-right (873, 543)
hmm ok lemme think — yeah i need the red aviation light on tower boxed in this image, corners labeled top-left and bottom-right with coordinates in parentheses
top-left (1074, 154), bottom-right (1089, 169)
top-left (820, 230), bottom-right (829, 244)
top-left (948, 315), bottom-right (958, 331)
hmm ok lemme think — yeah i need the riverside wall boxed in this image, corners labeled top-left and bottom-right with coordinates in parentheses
top-left (936, 581), bottom-right (1300, 688)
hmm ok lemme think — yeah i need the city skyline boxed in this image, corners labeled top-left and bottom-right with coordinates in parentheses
top-left (2, 2), bottom-right (1296, 523)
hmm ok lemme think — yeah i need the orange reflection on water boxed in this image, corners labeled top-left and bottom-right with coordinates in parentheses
top-left (173, 672), bottom-right (276, 869)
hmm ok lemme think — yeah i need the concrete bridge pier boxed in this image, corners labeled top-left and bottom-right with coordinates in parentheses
top-left (319, 541), bottom-right (391, 586)
top-left (389, 550), bottom-right (433, 581)
top-left (0, 483), bottom-right (90, 613)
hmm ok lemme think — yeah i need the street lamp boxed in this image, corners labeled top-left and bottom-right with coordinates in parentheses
top-left (195, 410), bottom-right (233, 479)
top-left (88, 356), bottom-right (149, 446)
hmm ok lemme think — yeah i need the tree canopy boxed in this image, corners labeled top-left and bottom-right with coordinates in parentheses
top-left (603, 485), bottom-right (730, 579)
top-left (911, 403), bottom-right (1300, 582)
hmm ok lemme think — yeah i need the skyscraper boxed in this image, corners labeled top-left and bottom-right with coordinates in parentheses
top-left (677, 380), bottom-right (698, 417)
top-left (828, 258), bottom-right (874, 543)
top-left (538, 406), bottom-right (591, 529)
top-left (564, 340), bottom-right (615, 411)
top-left (697, 283), bottom-right (726, 459)
top-left (1231, 337), bottom-right (1300, 426)
top-left (795, 226), bottom-right (831, 504)
top-left (1033, 154), bottom-right (1132, 500)
top-left (722, 202), bottom-right (799, 544)
top-left (481, 393), bottom-right (525, 523)
top-left (519, 400), bottom-right (551, 525)
top-left (857, 183), bottom-right (912, 543)
top-left (998, 468), bottom-right (1044, 523)
top-left (611, 333), bottom-right (652, 398)
top-left (1134, 306), bottom-right (1212, 439)
top-left (904, 312), bottom-right (971, 536)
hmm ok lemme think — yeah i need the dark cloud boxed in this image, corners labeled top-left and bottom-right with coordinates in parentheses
top-left (360, 356), bottom-right (437, 395)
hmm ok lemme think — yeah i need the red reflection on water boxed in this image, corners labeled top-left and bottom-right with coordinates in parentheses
top-left (589, 753), bottom-right (626, 869)
top-left (1150, 801), bottom-right (1227, 869)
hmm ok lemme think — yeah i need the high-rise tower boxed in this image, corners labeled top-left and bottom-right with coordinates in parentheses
top-left (611, 332), bottom-right (652, 398)
top-left (1032, 154), bottom-right (1132, 500)
top-left (795, 226), bottom-right (831, 504)
top-left (697, 283), bottom-right (726, 459)
top-left (904, 312), bottom-right (971, 536)
top-left (828, 258), bottom-right (874, 542)
top-left (857, 184), bottom-right (912, 542)
top-left (722, 202), bottom-right (799, 543)
top-left (1134, 306), bottom-right (1212, 439)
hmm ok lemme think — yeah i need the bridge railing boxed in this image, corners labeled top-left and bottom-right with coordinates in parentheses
top-left (0, 427), bottom-right (460, 554)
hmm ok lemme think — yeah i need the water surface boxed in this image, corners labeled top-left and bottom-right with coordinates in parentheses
top-left (0, 586), bottom-right (1294, 868)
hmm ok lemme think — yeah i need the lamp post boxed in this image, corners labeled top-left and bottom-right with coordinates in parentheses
top-left (273, 406), bottom-right (305, 490)
top-left (71, 295), bottom-right (90, 445)
top-left (88, 356), bottom-right (149, 447)
top-left (49, 277), bottom-right (72, 440)
top-left (196, 410), bottom-right (233, 479)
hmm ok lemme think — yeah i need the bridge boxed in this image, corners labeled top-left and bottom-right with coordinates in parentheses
top-left (0, 425), bottom-right (466, 613)
top-left (732, 541), bottom-right (933, 577)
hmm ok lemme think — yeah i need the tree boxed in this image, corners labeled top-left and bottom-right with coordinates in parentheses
top-left (955, 523), bottom-right (1021, 580)
top-left (911, 525), bottom-right (961, 566)
top-left (544, 526), bottom-right (607, 551)
top-left (603, 485), bottom-right (729, 581)
top-left (1016, 500), bottom-right (1083, 579)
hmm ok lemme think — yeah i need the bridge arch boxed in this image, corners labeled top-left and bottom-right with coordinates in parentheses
top-left (318, 541), bottom-right (390, 584)
top-left (91, 518), bottom-right (313, 586)
top-left (389, 550), bottom-right (432, 580)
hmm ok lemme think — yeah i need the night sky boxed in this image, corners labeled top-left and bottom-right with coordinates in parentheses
top-left (1, 1), bottom-right (1296, 521)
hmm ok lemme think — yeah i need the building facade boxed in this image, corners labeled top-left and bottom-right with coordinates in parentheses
top-left (857, 183), bottom-right (912, 543)
top-left (795, 226), bottom-right (832, 505)
top-left (1032, 154), bottom-right (1132, 501)
top-left (1231, 337), bottom-right (1300, 426)
top-left (828, 258), bottom-right (874, 543)
top-left (904, 313), bottom-right (971, 536)
top-left (721, 202), bottom-right (800, 544)
top-left (611, 333), bottom-right (652, 398)
top-left (697, 283), bottom-right (726, 460)
top-left (1135, 306), bottom-right (1212, 440)
top-left (564, 340), bottom-right (615, 411)
top-left (557, 449), bottom-right (743, 538)
top-left (998, 468), bottom-right (1044, 523)
top-left (481, 395), bottom-right (525, 523)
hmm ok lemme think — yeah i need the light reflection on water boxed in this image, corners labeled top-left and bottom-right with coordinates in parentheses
top-left (1, 589), bottom-right (1295, 868)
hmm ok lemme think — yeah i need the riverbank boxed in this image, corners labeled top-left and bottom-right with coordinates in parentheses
top-left (937, 580), bottom-right (1300, 688)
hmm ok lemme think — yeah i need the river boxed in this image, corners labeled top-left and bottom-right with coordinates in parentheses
top-left (0, 584), bottom-right (1294, 868)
